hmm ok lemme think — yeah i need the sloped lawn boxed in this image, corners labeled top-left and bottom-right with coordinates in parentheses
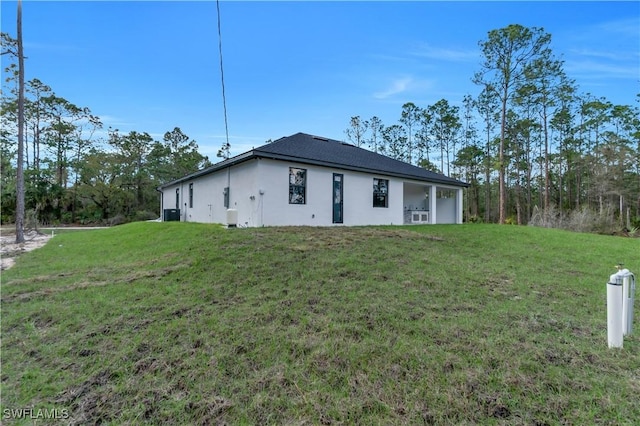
top-left (2, 222), bottom-right (639, 424)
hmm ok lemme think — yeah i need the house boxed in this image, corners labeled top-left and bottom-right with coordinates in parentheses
top-left (157, 132), bottom-right (468, 227)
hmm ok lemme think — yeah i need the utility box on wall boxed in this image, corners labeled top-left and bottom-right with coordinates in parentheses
top-left (163, 209), bottom-right (180, 222)
top-left (226, 208), bottom-right (238, 227)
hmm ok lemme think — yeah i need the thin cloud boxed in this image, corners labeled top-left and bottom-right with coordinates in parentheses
top-left (373, 77), bottom-right (413, 99)
top-left (568, 48), bottom-right (636, 61)
top-left (410, 43), bottom-right (478, 62)
top-left (595, 17), bottom-right (640, 38)
top-left (98, 115), bottom-right (135, 128)
top-left (565, 60), bottom-right (640, 80)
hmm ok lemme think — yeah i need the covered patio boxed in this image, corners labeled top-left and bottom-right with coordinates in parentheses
top-left (402, 182), bottom-right (463, 224)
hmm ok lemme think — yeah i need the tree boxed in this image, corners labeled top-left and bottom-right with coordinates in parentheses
top-left (518, 50), bottom-right (566, 212)
top-left (580, 95), bottom-right (613, 212)
top-left (453, 144), bottom-right (484, 219)
top-left (77, 149), bottom-right (126, 221)
top-left (0, 126), bottom-right (16, 224)
top-left (503, 110), bottom-right (535, 224)
top-left (548, 76), bottom-right (577, 210)
top-left (417, 158), bottom-right (440, 173)
top-left (367, 116), bottom-right (384, 154)
top-left (15, 1), bottom-right (25, 242)
top-left (109, 129), bottom-right (155, 214)
top-left (69, 112), bottom-right (101, 222)
top-left (427, 99), bottom-right (461, 177)
top-left (344, 116), bottom-right (369, 147)
top-left (461, 94), bottom-right (478, 151)
top-left (415, 109), bottom-right (433, 168)
top-left (148, 127), bottom-right (210, 183)
top-left (399, 102), bottom-right (421, 164)
top-left (25, 78), bottom-right (53, 172)
top-left (474, 24), bottom-right (553, 223)
top-left (382, 124), bottom-right (407, 161)
top-left (1, 21), bottom-right (26, 237)
top-left (475, 86), bottom-right (499, 222)
top-left (217, 141), bottom-right (230, 160)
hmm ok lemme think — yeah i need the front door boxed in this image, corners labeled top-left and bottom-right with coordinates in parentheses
top-left (333, 173), bottom-right (343, 224)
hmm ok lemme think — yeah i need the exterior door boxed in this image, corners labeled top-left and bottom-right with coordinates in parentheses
top-left (333, 173), bottom-right (343, 224)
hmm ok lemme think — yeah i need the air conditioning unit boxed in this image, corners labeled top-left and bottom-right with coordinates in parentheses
top-left (410, 210), bottom-right (429, 224)
top-left (226, 208), bottom-right (238, 227)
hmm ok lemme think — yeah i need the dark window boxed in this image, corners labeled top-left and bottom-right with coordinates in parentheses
top-left (373, 178), bottom-right (389, 208)
top-left (189, 183), bottom-right (193, 208)
top-left (223, 187), bottom-right (229, 208)
top-left (289, 167), bottom-right (306, 204)
top-left (175, 188), bottom-right (180, 209)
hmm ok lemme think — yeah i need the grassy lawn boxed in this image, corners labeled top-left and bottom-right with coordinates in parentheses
top-left (1, 222), bottom-right (639, 424)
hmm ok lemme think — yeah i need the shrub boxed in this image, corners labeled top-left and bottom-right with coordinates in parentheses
top-left (108, 214), bottom-right (127, 226)
top-left (467, 215), bottom-right (482, 223)
top-left (133, 210), bottom-right (158, 222)
top-left (530, 204), bottom-right (620, 235)
top-left (25, 209), bottom-right (39, 230)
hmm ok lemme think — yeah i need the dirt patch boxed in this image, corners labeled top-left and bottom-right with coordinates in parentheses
top-left (1, 229), bottom-right (52, 271)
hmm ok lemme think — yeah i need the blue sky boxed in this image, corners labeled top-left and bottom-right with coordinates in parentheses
top-left (1, 1), bottom-right (638, 159)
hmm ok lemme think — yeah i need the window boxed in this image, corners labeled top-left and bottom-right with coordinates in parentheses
top-left (373, 178), bottom-right (388, 208)
top-left (175, 188), bottom-right (180, 209)
top-left (289, 167), bottom-right (306, 204)
top-left (189, 183), bottom-right (193, 208)
top-left (223, 187), bottom-right (229, 208)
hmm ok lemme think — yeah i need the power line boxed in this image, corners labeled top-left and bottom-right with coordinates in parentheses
top-left (216, 0), bottom-right (230, 158)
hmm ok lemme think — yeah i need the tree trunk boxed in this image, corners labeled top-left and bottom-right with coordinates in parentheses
top-left (543, 109), bottom-right (550, 212)
top-left (484, 126), bottom-right (491, 223)
top-left (499, 94), bottom-right (507, 224)
top-left (15, 0), bottom-right (25, 243)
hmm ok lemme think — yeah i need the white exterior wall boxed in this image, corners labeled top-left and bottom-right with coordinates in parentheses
top-left (436, 198), bottom-right (457, 224)
top-left (160, 157), bottom-right (462, 226)
top-left (227, 160), bottom-right (260, 227)
top-left (257, 159), bottom-right (403, 226)
top-left (342, 169), bottom-right (404, 226)
top-left (160, 159), bottom-right (261, 226)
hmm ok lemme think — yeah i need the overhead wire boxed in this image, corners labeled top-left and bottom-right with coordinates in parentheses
top-left (216, 0), bottom-right (230, 156)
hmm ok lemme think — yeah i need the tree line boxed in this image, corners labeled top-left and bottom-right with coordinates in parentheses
top-left (2, 23), bottom-right (639, 230)
top-left (1, 32), bottom-right (211, 226)
top-left (344, 25), bottom-right (639, 230)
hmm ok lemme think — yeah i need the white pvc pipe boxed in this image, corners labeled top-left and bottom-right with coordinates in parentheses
top-left (623, 273), bottom-right (635, 336)
top-left (607, 275), bottom-right (624, 349)
top-left (622, 274), bottom-right (631, 336)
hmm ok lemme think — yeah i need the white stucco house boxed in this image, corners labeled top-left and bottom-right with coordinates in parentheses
top-left (157, 133), bottom-right (468, 227)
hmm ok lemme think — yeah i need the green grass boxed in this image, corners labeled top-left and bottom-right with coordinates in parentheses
top-left (1, 222), bottom-right (639, 425)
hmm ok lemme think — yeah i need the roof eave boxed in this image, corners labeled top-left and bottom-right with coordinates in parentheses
top-left (253, 150), bottom-right (468, 187)
top-left (158, 145), bottom-right (469, 190)
top-left (157, 150), bottom-right (257, 189)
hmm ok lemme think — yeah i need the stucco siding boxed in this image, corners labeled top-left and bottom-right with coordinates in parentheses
top-left (161, 157), bottom-right (461, 227)
top-left (160, 160), bottom-right (260, 225)
top-left (436, 198), bottom-right (457, 224)
top-left (258, 159), bottom-right (333, 226)
top-left (342, 171), bottom-right (403, 226)
top-left (256, 159), bottom-right (403, 226)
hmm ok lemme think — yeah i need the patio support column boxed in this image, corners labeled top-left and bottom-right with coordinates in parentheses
top-left (456, 188), bottom-right (464, 224)
top-left (429, 185), bottom-right (437, 224)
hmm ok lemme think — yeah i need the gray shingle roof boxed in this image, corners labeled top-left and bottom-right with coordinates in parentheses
top-left (159, 132), bottom-right (467, 188)
top-left (254, 133), bottom-right (467, 187)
